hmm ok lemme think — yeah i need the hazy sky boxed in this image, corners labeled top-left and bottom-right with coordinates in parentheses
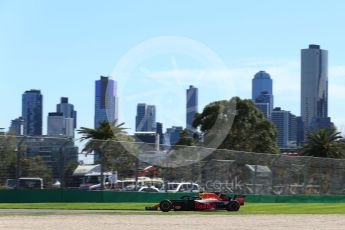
top-left (1, 0), bottom-right (345, 135)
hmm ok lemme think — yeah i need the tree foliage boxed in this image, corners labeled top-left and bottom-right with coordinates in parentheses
top-left (20, 156), bottom-right (53, 187)
top-left (175, 128), bottom-right (195, 146)
top-left (193, 97), bottom-right (279, 153)
top-left (78, 120), bottom-right (135, 176)
top-left (63, 160), bottom-right (79, 187)
top-left (300, 128), bottom-right (345, 158)
top-left (0, 133), bottom-right (17, 184)
top-left (78, 120), bottom-right (131, 153)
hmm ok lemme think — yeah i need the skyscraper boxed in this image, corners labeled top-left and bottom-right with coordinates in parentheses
top-left (22, 90), bottom-right (43, 136)
top-left (136, 103), bottom-right (148, 131)
top-left (47, 112), bottom-right (64, 136)
top-left (254, 102), bottom-right (270, 119)
top-left (94, 76), bottom-right (118, 128)
top-left (186, 85), bottom-right (198, 132)
top-left (146, 105), bottom-right (156, 131)
top-left (165, 126), bottom-right (183, 146)
top-left (301, 44), bottom-right (330, 134)
top-left (288, 113), bottom-right (297, 146)
top-left (9, 117), bottom-right (24, 136)
top-left (57, 97), bottom-right (77, 128)
top-left (47, 97), bottom-right (76, 137)
top-left (296, 116), bottom-right (305, 146)
top-left (252, 71), bottom-right (273, 118)
top-left (47, 113), bottom-right (75, 137)
top-left (135, 103), bottom-right (156, 132)
top-left (271, 107), bottom-right (297, 149)
top-left (156, 122), bottom-right (163, 144)
top-left (271, 108), bottom-right (289, 148)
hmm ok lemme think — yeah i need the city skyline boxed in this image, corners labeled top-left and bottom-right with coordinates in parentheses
top-left (2, 47), bottom-right (344, 137)
top-left (7, 47), bottom-right (335, 139)
top-left (1, 1), bottom-right (345, 134)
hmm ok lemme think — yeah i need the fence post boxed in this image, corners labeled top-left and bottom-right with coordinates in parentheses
top-left (15, 136), bottom-right (26, 189)
top-left (303, 157), bottom-right (310, 194)
top-left (15, 148), bottom-right (19, 188)
top-left (134, 156), bottom-right (139, 191)
top-left (253, 164), bottom-right (257, 194)
top-left (59, 137), bottom-right (73, 188)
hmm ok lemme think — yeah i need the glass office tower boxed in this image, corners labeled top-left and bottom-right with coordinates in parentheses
top-left (22, 89), bottom-right (43, 136)
top-left (186, 85), bottom-right (198, 132)
top-left (94, 76), bottom-right (118, 128)
top-left (301, 44), bottom-right (329, 133)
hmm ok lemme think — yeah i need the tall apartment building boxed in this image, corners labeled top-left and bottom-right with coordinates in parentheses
top-left (22, 90), bottom-right (43, 136)
top-left (47, 98), bottom-right (77, 137)
top-left (186, 85), bottom-right (198, 132)
top-left (165, 126), bottom-right (183, 146)
top-left (94, 76), bottom-right (118, 128)
top-left (57, 97), bottom-right (77, 129)
top-left (252, 71), bottom-right (273, 119)
top-left (301, 44), bottom-right (331, 136)
top-left (135, 103), bottom-right (156, 132)
top-left (271, 107), bottom-right (297, 149)
top-left (9, 117), bottom-right (24, 136)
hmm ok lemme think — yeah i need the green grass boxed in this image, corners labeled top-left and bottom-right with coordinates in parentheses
top-left (0, 203), bottom-right (345, 214)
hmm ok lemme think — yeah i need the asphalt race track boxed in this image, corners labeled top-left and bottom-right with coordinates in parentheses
top-left (1, 212), bottom-right (345, 230)
top-left (0, 209), bottom-right (148, 214)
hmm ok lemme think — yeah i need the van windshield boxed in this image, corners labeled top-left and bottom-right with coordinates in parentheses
top-left (161, 183), bottom-right (179, 190)
top-left (18, 179), bottom-right (42, 189)
top-left (85, 176), bottom-right (101, 184)
top-left (6, 179), bottom-right (17, 188)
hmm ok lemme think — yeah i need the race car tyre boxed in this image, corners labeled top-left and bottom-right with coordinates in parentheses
top-left (160, 200), bottom-right (172, 212)
top-left (226, 200), bottom-right (240, 211)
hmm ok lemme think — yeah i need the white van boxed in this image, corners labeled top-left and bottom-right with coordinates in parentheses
top-left (119, 177), bottom-right (164, 191)
top-left (160, 182), bottom-right (200, 193)
top-left (5, 179), bottom-right (17, 189)
top-left (18, 177), bottom-right (44, 189)
top-left (80, 172), bottom-right (117, 190)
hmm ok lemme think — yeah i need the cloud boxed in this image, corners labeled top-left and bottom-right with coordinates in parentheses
top-left (330, 65), bottom-right (345, 78)
top-left (141, 60), bottom-right (301, 93)
top-left (122, 59), bottom-right (345, 132)
top-left (329, 84), bottom-right (345, 98)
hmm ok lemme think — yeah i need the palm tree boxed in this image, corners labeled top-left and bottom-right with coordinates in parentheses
top-left (301, 128), bottom-right (344, 158)
top-left (78, 120), bottom-right (131, 189)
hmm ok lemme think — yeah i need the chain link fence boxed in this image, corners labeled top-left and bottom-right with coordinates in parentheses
top-left (1, 136), bottom-right (345, 195)
top-left (0, 135), bottom-right (79, 189)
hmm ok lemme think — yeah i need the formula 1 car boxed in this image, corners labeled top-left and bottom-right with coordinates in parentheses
top-left (145, 192), bottom-right (245, 212)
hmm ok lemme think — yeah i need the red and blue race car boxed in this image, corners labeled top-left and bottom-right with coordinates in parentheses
top-left (145, 192), bottom-right (245, 212)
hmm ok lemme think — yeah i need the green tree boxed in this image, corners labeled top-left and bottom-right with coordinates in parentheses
top-left (175, 128), bottom-right (194, 146)
top-left (63, 160), bottom-right (79, 187)
top-left (0, 133), bottom-right (17, 184)
top-left (193, 97), bottom-right (279, 153)
top-left (300, 128), bottom-right (344, 158)
top-left (21, 156), bottom-right (53, 187)
top-left (78, 120), bottom-right (133, 188)
top-left (78, 120), bottom-right (132, 154)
